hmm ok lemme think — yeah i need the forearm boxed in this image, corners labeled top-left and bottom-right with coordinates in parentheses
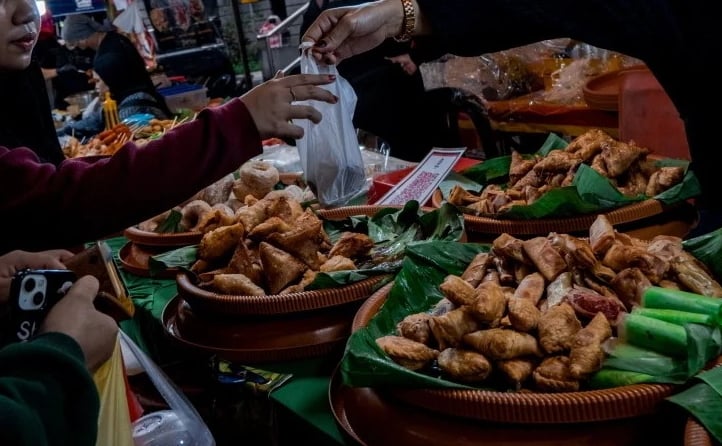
top-left (0, 333), bottom-right (99, 446)
top-left (0, 99), bottom-right (262, 252)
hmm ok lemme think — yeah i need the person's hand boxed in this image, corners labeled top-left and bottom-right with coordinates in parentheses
top-left (301, 0), bottom-right (404, 64)
top-left (387, 54), bottom-right (418, 75)
top-left (40, 275), bottom-right (118, 372)
top-left (0, 250), bottom-right (75, 305)
top-left (240, 72), bottom-right (338, 140)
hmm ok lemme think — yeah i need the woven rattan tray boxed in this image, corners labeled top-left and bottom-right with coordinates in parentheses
top-left (351, 286), bottom-right (677, 424)
top-left (685, 418), bottom-right (714, 446)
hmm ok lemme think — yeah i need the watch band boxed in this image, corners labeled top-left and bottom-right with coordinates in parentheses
top-left (393, 0), bottom-right (416, 42)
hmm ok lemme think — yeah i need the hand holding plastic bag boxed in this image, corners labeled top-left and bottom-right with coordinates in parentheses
top-left (295, 44), bottom-right (366, 207)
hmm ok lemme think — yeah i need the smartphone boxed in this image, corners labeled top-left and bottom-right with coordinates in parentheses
top-left (6, 269), bottom-right (77, 343)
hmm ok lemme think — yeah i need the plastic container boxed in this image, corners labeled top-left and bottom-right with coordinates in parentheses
top-left (132, 410), bottom-right (194, 446)
top-left (158, 84), bottom-right (209, 113)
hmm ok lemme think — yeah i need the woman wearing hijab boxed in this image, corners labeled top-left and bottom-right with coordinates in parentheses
top-left (61, 14), bottom-right (173, 120)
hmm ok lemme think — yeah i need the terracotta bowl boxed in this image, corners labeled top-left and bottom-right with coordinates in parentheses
top-left (124, 225), bottom-right (202, 248)
top-left (162, 295), bottom-right (356, 363)
top-left (684, 418), bottom-right (714, 446)
top-left (118, 242), bottom-right (179, 279)
top-left (350, 286), bottom-right (677, 424)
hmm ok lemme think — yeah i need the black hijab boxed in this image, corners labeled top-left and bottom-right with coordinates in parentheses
top-left (0, 62), bottom-right (65, 165)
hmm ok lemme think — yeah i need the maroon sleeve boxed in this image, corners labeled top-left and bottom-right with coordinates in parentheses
top-left (0, 98), bottom-right (261, 252)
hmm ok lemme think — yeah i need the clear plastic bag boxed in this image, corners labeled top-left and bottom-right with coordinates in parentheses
top-left (295, 44), bottom-right (367, 207)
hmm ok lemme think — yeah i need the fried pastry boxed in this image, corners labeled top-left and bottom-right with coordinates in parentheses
top-left (522, 237), bottom-right (567, 282)
top-left (460, 252), bottom-right (490, 287)
top-left (645, 166), bottom-right (685, 196)
top-left (211, 273), bottom-right (266, 295)
top-left (396, 313), bottom-right (433, 345)
top-left (448, 185), bottom-right (482, 206)
top-left (259, 242), bottom-right (307, 294)
top-left (247, 216), bottom-right (292, 240)
top-left (532, 149), bottom-right (582, 174)
top-left (532, 356), bottom-right (580, 392)
top-left (266, 214), bottom-right (323, 269)
top-left (600, 140), bottom-right (647, 177)
top-left (565, 286), bottom-right (627, 325)
top-left (470, 281), bottom-right (507, 327)
top-left (198, 223), bottom-right (245, 260)
top-left (328, 231), bottom-right (374, 259)
top-left (564, 129), bottom-right (613, 162)
top-left (437, 348), bottom-right (492, 383)
top-left (463, 328), bottom-right (542, 360)
top-left (509, 150), bottom-right (537, 186)
top-left (537, 302), bottom-right (581, 354)
top-left (376, 335), bottom-right (439, 371)
top-left (429, 307), bottom-right (480, 350)
top-left (496, 358), bottom-right (537, 390)
top-left (671, 255), bottom-right (722, 297)
top-left (513, 272), bottom-right (545, 304)
top-left (569, 312), bottom-right (612, 379)
top-left (320, 255), bottom-right (356, 272)
top-left (227, 239), bottom-right (262, 285)
top-left (492, 233), bottom-right (529, 264)
top-left (546, 271), bottom-right (573, 308)
top-left (439, 275), bottom-right (479, 307)
top-left (610, 267), bottom-right (651, 310)
top-left (507, 298), bottom-right (541, 332)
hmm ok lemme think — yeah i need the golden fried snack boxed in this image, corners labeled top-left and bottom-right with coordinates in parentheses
top-left (267, 211), bottom-right (323, 269)
top-left (233, 160), bottom-right (280, 200)
top-left (533, 356), bottom-right (580, 392)
top-left (470, 281), bottom-right (507, 327)
top-left (671, 255), bottom-right (722, 297)
top-left (463, 328), bottom-right (542, 361)
top-left (460, 252), bottom-right (490, 287)
top-left (247, 216), bottom-right (292, 240)
top-left (600, 140), bottom-right (648, 178)
top-left (513, 272), bottom-right (545, 304)
top-left (211, 273), bottom-right (266, 295)
top-left (507, 298), bottom-right (541, 332)
top-left (645, 166), bottom-right (685, 196)
top-left (234, 199), bottom-right (270, 233)
top-left (532, 149), bottom-right (582, 175)
top-left (265, 192), bottom-right (305, 223)
top-left (396, 313), bottom-right (433, 345)
top-left (569, 312), bottom-right (612, 379)
top-left (437, 348), bottom-right (492, 383)
top-left (194, 207), bottom-right (236, 233)
top-left (496, 358), bottom-right (537, 390)
top-left (588, 214), bottom-right (616, 256)
top-left (198, 223), bottom-right (245, 260)
top-left (227, 239), bottom-right (262, 285)
top-left (522, 237), bottom-right (567, 282)
top-left (492, 233), bottom-right (529, 264)
top-left (429, 307), bottom-right (480, 350)
top-left (549, 233), bottom-right (596, 270)
top-left (259, 242), bottom-right (307, 294)
top-left (447, 185), bottom-right (482, 206)
top-left (610, 267), bottom-right (651, 310)
top-left (328, 232), bottom-right (375, 259)
top-left (564, 129), bottom-right (613, 161)
top-left (509, 150), bottom-right (537, 186)
top-left (376, 335), bottom-right (439, 371)
top-left (439, 275), bottom-right (478, 307)
top-left (537, 302), bottom-right (582, 354)
top-left (320, 255), bottom-right (356, 272)
top-left (180, 199), bottom-right (212, 231)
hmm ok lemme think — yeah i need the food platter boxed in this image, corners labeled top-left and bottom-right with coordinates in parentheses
top-left (123, 225), bottom-right (203, 247)
top-left (118, 242), bottom-right (179, 279)
top-left (351, 286), bottom-right (677, 424)
top-left (431, 191), bottom-right (697, 240)
top-left (162, 295), bottom-right (357, 363)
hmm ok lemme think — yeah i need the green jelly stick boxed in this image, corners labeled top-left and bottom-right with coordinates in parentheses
top-left (619, 313), bottom-right (688, 357)
top-left (642, 287), bottom-right (722, 321)
top-left (632, 307), bottom-right (714, 327)
top-left (589, 368), bottom-right (655, 389)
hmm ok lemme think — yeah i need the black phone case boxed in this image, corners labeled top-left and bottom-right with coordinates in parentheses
top-left (5, 269), bottom-right (77, 343)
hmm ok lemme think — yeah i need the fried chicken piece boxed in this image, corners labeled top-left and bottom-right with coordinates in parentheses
top-left (564, 286), bottom-right (627, 326)
top-left (211, 273), bottom-right (266, 295)
top-left (546, 272), bottom-right (573, 308)
top-left (537, 302), bottom-right (581, 354)
top-left (396, 313), bottom-right (433, 345)
top-left (440, 275), bottom-right (479, 307)
top-left (522, 237), bottom-right (568, 282)
top-left (600, 140), bottom-right (648, 178)
top-left (320, 255), bottom-right (356, 272)
top-left (496, 358), bottom-right (537, 390)
top-left (329, 232), bottom-right (374, 259)
top-left (492, 233), bottom-right (529, 264)
top-left (513, 272), bottom-right (545, 305)
top-left (509, 151), bottom-right (538, 186)
top-left (569, 312), bottom-right (612, 379)
top-left (532, 356), bottom-right (580, 392)
top-left (376, 335), bottom-right (439, 371)
top-left (507, 298), bottom-right (541, 332)
top-left (437, 348), bottom-right (492, 383)
top-left (198, 223), bottom-right (245, 260)
top-left (610, 267), bottom-right (651, 310)
top-left (429, 307), bottom-right (480, 350)
top-left (247, 216), bottom-right (292, 240)
top-left (565, 129), bottom-right (614, 162)
top-left (470, 281), bottom-right (507, 327)
top-left (259, 242), bottom-right (307, 294)
top-left (447, 185), bottom-right (482, 206)
top-left (463, 328), bottom-right (542, 360)
top-left (460, 253), bottom-right (490, 288)
top-left (671, 255), bottom-right (722, 297)
top-left (533, 150), bottom-right (582, 175)
top-left (645, 166), bottom-right (685, 196)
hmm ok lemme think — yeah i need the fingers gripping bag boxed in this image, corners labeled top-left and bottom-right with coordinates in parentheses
top-left (295, 43), bottom-right (367, 207)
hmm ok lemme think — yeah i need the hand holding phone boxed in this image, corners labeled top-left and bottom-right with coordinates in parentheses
top-left (6, 269), bottom-right (77, 343)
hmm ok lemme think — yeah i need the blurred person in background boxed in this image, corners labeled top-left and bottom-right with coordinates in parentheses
top-left (61, 14), bottom-right (173, 121)
top-left (302, 0), bottom-right (722, 235)
top-left (0, 0), bottom-right (339, 254)
top-left (0, 249), bottom-right (119, 446)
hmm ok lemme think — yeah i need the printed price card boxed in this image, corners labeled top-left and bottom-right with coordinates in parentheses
top-left (375, 147), bottom-right (466, 206)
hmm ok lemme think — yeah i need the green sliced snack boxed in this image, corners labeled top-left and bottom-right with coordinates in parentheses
top-left (632, 307), bottom-right (714, 327)
top-left (618, 312), bottom-right (688, 357)
top-left (642, 287), bottom-right (722, 322)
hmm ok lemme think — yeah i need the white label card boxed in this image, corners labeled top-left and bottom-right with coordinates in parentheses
top-left (374, 147), bottom-right (466, 206)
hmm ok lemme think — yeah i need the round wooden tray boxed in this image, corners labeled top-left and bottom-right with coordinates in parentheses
top-left (351, 286), bottom-right (677, 424)
top-left (124, 225), bottom-right (202, 248)
top-left (328, 364), bottom-right (670, 446)
top-left (176, 272), bottom-right (389, 316)
top-left (118, 242), bottom-right (179, 279)
top-left (162, 295), bottom-right (356, 363)
top-left (684, 418), bottom-right (714, 446)
top-left (431, 190), bottom-right (697, 240)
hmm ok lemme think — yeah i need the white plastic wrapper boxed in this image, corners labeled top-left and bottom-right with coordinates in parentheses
top-left (295, 43), bottom-right (366, 207)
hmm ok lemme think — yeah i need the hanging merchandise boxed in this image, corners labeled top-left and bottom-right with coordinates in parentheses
top-left (113, 0), bottom-right (158, 69)
top-left (258, 15), bottom-right (282, 49)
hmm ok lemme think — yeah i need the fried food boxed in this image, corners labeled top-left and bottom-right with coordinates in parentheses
top-left (437, 348), bottom-right (492, 383)
top-left (645, 166), bottom-right (685, 197)
top-left (439, 275), bottom-right (478, 307)
top-left (376, 335), bottom-right (439, 371)
top-left (211, 273), bottom-right (266, 295)
top-left (320, 255), bottom-right (356, 272)
top-left (507, 298), bottom-right (541, 332)
top-left (247, 216), bottom-right (292, 240)
top-left (671, 255), bottom-right (722, 297)
top-left (610, 267), bottom-right (651, 310)
top-left (522, 237), bottom-right (567, 282)
top-left (460, 252), bottom-right (490, 287)
top-left (565, 286), bottom-right (628, 325)
top-left (328, 232), bottom-right (374, 259)
top-left (463, 328), bottom-right (542, 360)
top-left (429, 307), bottom-right (480, 350)
top-left (180, 199), bottom-right (212, 231)
top-left (267, 214), bottom-right (323, 269)
top-left (496, 358), bottom-right (537, 390)
top-left (569, 312), bottom-right (612, 379)
top-left (564, 128), bottom-right (613, 161)
top-left (198, 223), bottom-right (245, 260)
top-left (532, 356), bottom-right (580, 392)
top-left (537, 302), bottom-right (581, 354)
top-left (470, 281), bottom-right (507, 327)
top-left (259, 242), bottom-right (307, 294)
top-left (512, 272), bottom-right (545, 304)
top-left (492, 233), bottom-right (529, 264)
top-left (600, 140), bottom-right (648, 177)
top-left (227, 239), bottom-right (261, 285)
top-left (396, 313), bottom-right (433, 345)
top-left (509, 151), bottom-right (537, 186)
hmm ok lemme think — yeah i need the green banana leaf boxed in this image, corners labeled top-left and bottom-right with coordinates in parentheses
top-left (148, 245), bottom-right (198, 276)
top-left (667, 366), bottom-right (722, 444)
top-left (438, 133), bottom-right (701, 219)
top-left (684, 227), bottom-right (722, 281)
